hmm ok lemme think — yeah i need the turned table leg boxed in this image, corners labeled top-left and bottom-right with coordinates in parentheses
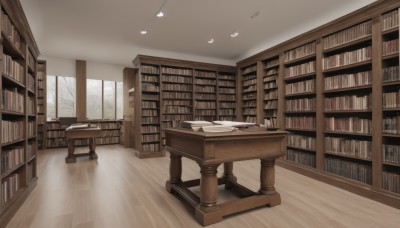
top-left (89, 138), bottom-right (98, 159)
top-left (65, 139), bottom-right (76, 163)
top-left (165, 153), bottom-right (182, 193)
top-left (223, 162), bottom-right (237, 189)
top-left (259, 159), bottom-right (281, 206)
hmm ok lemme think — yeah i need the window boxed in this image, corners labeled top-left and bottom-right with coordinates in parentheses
top-left (46, 75), bottom-right (76, 119)
top-left (87, 79), bottom-right (102, 119)
top-left (103, 81), bottom-right (116, 119)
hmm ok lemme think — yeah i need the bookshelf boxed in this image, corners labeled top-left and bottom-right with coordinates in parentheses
top-left (236, 0), bottom-right (400, 208)
top-left (132, 55), bottom-right (236, 158)
top-left (262, 56), bottom-right (279, 129)
top-left (37, 61), bottom-right (46, 150)
top-left (0, 0), bottom-right (40, 225)
top-left (240, 63), bottom-right (257, 123)
top-left (45, 120), bottom-right (122, 148)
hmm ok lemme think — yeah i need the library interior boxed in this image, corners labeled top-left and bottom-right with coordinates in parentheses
top-left (1, 0), bottom-right (400, 227)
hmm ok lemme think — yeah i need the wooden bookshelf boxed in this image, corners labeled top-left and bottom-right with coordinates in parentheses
top-left (37, 61), bottom-right (46, 150)
top-left (132, 55), bottom-right (236, 158)
top-left (45, 120), bottom-right (122, 148)
top-left (0, 0), bottom-right (40, 226)
top-left (239, 63), bottom-right (257, 123)
top-left (236, 0), bottom-right (400, 209)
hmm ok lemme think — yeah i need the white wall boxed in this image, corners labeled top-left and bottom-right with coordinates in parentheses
top-left (41, 55), bottom-right (124, 81)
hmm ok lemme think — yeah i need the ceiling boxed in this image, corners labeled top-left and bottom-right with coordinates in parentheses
top-left (20, 0), bottom-right (378, 67)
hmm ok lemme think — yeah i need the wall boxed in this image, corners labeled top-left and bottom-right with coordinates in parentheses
top-left (41, 55), bottom-right (125, 81)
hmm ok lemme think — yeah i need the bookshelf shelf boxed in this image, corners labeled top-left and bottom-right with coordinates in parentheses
top-left (382, 52), bottom-right (399, 60)
top-left (287, 145), bottom-right (316, 153)
top-left (1, 163), bottom-right (25, 179)
top-left (285, 92), bottom-right (316, 98)
top-left (284, 53), bottom-right (316, 66)
top-left (383, 162), bottom-right (400, 168)
top-left (322, 35), bottom-right (372, 54)
top-left (284, 72), bottom-right (316, 82)
top-left (322, 60), bottom-right (372, 73)
top-left (1, 31), bottom-right (25, 59)
top-left (383, 134), bottom-right (400, 138)
top-left (325, 151), bottom-right (372, 162)
top-left (324, 131), bottom-right (372, 137)
top-left (324, 85), bottom-right (372, 94)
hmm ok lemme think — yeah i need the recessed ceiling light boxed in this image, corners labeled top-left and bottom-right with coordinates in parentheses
top-left (208, 38), bottom-right (214, 44)
top-left (140, 30), bottom-right (147, 35)
top-left (230, 31), bottom-right (239, 38)
top-left (156, 11), bottom-right (164, 17)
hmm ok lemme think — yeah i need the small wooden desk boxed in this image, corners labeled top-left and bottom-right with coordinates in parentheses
top-left (65, 127), bottom-right (101, 163)
top-left (165, 128), bottom-right (287, 226)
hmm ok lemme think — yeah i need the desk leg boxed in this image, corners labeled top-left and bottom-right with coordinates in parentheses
top-left (65, 139), bottom-right (76, 163)
top-left (195, 164), bottom-right (222, 226)
top-left (223, 162), bottom-right (237, 189)
top-left (89, 138), bottom-right (98, 160)
top-left (259, 159), bottom-right (281, 206)
top-left (166, 153), bottom-right (182, 193)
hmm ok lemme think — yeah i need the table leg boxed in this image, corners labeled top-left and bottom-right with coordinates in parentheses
top-left (165, 153), bottom-right (182, 193)
top-left (89, 138), bottom-right (98, 160)
top-left (259, 159), bottom-right (281, 206)
top-left (65, 139), bottom-right (76, 163)
top-left (223, 162), bottom-right (237, 189)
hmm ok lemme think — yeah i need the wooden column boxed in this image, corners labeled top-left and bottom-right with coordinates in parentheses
top-left (76, 60), bottom-right (87, 121)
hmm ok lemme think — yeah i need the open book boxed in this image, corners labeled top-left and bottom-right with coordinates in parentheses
top-left (212, 121), bottom-right (256, 128)
top-left (180, 121), bottom-right (213, 131)
top-left (66, 123), bottom-right (96, 130)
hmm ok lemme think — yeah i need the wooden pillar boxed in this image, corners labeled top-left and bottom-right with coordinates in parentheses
top-left (76, 60), bottom-right (87, 121)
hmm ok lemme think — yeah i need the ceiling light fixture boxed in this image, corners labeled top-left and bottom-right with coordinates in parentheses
top-left (156, 11), bottom-right (164, 17)
top-left (230, 31), bottom-right (239, 38)
top-left (208, 38), bottom-right (214, 44)
top-left (155, 0), bottom-right (167, 18)
top-left (140, 30), bottom-right (148, 35)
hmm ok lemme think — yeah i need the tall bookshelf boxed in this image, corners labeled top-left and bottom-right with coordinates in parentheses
top-left (37, 60), bottom-right (46, 150)
top-left (236, 0), bottom-right (400, 209)
top-left (0, 0), bottom-right (40, 225)
top-left (132, 55), bottom-right (236, 158)
top-left (239, 63), bottom-right (257, 123)
top-left (263, 56), bottom-right (280, 128)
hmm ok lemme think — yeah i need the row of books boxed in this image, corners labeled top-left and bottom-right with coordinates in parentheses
top-left (142, 142), bottom-right (160, 152)
top-left (27, 142), bottom-right (35, 159)
top-left (287, 149), bottom-right (316, 168)
top-left (286, 79), bottom-right (315, 95)
top-left (325, 158), bottom-right (372, 184)
top-left (142, 134), bottom-right (160, 143)
top-left (1, 147), bottom-right (24, 175)
top-left (196, 86), bottom-right (216, 93)
top-left (287, 134), bottom-right (316, 150)
top-left (245, 116), bottom-right (256, 123)
top-left (382, 172), bottom-right (400, 194)
top-left (28, 121), bottom-right (35, 138)
top-left (142, 116), bottom-right (160, 124)
top-left (243, 85), bottom-right (257, 93)
top-left (163, 114), bottom-right (192, 121)
top-left (325, 136), bottom-right (371, 160)
top-left (162, 121), bottom-right (180, 129)
top-left (326, 71), bottom-right (372, 92)
top-left (162, 75), bottom-right (192, 84)
top-left (162, 92), bottom-right (192, 99)
top-left (37, 90), bottom-right (44, 98)
top-left (27, 51), bottom-right (35, 71)
top-left (383, 116), bottom-right (400, 135)
top-left (219, 109), bottom-right (235, 115)
top-left (37, 80), bottom-right (44, 89)
top-left (243, 78), bottom-right (257, 87)
top-left (218, 80), bottom-right (235, 87)
top-left (142, 110), bottom-right (158, 117)
top-left (383, 144), bottom-right (400, 165)
top-left (1, 10), bottom-right (22, 51)
top-left (382, 9), bottom-right (399, 31)
top-left (265, 90), bottom-right (278, 100)
top-left (220, 94), bottom-right (236, 101)
top-left (196, 110), bottom-right (216, 116)
top-left (143, 75), bottom-right (159, 83)
top-left (325, 94), bottom-right (371, 111)
top-left (219, 74), bottom-right (236, 80)
top-left (243, 74), bottom-right (256, 82)
top-left (1, 120), bottom-right (24, 143)
top-left (284, 42), bottom-right (316, 62)
top-left (325, 117), bottom-right (371, 134)
top-left (162, 84), bottom-right (192, 91)
top-left (286, 98), bottom-right (316, 112)
top-left (220, 102), bottom-right (236, 108)
top-left (285, 61), bottom-right (316, 78)
top-left (142, 101), bottom-right (158, 109)
top-left (47, 130), bottom-right (65, 138)
top-left (2, 88), bottom-right (24, 113)
top-left (2, 54), bottom-right (24, 84)
top-left (46, 138), bottom-right (67, 148)
top-left (286, 116), bottom-right (316, 130)
top-left (141, 126), bottom-right (160, 134)
top-left (95, 137), bottom-right (119, 145)
top-left (242, 65), bottom-right (257, 75)
top-left (164, 100), bottom-right (191, 106)
top-left (142, 83), bottom-right (159, 92)
top-left (323, 46), bottom-right (372, 70)
top-left (195, 71), bottom-right (217, 78)
top-left (195, 78), bottom-right (216, 85)
top-left (196, 93), bottom-right (216, 100)
top-left (323, 20), bottom-right (372, 50)
top-left (221, 116), bottom-right (236, 121)
top-left (382, 39), bottom-right (399, 56)
top-left (141, 65), bottom-right (160, 74)
top-left (195, 101), bottom-right (216, 109)
top-left (27, 163), bottom-right (35, 184)
top-left (264, 75), bottom-right (277, 82)
top-left (383, 66), bottom-right (400, 83)
top-left (1, 173), bottom-right (20, 207)
top-left (243, 108), bottom-right (256, 115)
top-left (243, 100), bottom-right (256, 107)
top-left (265, 69), bottom-right (278, 76)
top-left (265, 58), bottom-right (279, 68)
top-left (383, 91), bottom-right (400, 108)
top-left (265, 117), bottom-right (278, 128)
top-left (142, 94), bottom-right (159, 100)
top-left (163, 106), bottom-right (191, 114)
top-left (265, 100), bottom-right (278, 109)
top-left (219, 88), bottom-right (235, 94)
top-left (27, 73), bottom-right (35, 92)
top-left (265, 81), bottom-right (277, 90)
top-left (37, 115), bottom-right (45, 125)
top-left (161, 67), bottom-right (192, 76)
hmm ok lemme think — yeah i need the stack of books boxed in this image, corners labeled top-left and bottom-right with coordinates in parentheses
top-left (180, 121), bottom-right (213, 131)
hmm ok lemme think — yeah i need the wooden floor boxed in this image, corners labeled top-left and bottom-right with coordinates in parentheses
top-left (6, 144), bottom-right (400, 228)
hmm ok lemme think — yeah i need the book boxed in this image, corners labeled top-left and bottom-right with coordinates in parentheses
top-left (212, 121), bottom-right (256, 128)
top-left (201, 125), bottom-right (235, 133)
top-left (180, 121), bottom-right (213, 131)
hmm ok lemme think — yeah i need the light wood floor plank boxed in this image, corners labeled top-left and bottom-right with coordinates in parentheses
top-left (6, 145), bottom-right (400, 228)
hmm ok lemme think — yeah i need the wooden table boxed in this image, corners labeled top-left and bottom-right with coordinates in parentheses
top-left (65, 127), bottom-right (101, 163)
top-left (165, 128), bottom-right (287, 226)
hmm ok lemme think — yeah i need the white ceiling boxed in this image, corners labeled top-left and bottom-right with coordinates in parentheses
top-left (20, 0), bottom-right (378, 67)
